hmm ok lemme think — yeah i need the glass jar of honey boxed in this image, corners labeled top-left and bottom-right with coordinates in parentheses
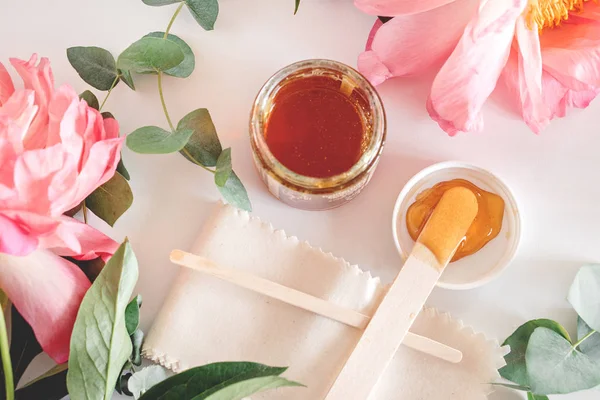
top-left (249, 59), bottom-right (386, 210)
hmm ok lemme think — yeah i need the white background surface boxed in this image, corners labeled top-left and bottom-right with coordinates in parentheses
top-left (2, 0), bottom-right (599, 399)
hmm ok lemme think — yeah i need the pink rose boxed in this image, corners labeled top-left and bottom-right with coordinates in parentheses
top-left (0, 55), bottom-right (123, 363)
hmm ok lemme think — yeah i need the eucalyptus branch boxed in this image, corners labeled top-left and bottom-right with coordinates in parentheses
top-left (574, 329), bottom-right (597, 349)
top-left (165, 2), bottom-right (185, 38)
top-left (157, 72), bottom-right (175, 132)
top-left (0, 305), bottom-right (14, 400)
top-left (99, 75), bottom-right (119, 112)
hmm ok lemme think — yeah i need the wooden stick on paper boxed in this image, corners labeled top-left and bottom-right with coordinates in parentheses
top-left (324, 187), bottom-right (479, 400)
top-left (170, 249), bottom-right (462, 365)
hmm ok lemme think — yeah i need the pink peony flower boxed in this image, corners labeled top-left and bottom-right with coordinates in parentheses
top-left (356, 0), bottom-right (600, 135)
top-left (0, 55), bottom-right (123, 363)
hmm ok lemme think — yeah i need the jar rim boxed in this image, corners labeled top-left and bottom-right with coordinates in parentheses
top-left (249, 59), bottom-right (386, 191)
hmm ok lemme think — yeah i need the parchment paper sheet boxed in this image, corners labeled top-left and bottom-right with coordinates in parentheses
top-left (144, 203), bottom-right (505, 399)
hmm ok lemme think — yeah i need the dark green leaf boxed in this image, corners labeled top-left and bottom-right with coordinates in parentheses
top-left (143, 0), bottom-right (182, 5)
top-left (117, 37), bottom-right (184, 74)
top-left (499, 319), bottom-right (570, 387)
top-left (138, 362), bottom-right (297, 400)
top-left (568, 264), bottom-right (600, 331)
top-left (67, 46), bottom-right (118, 91)
top-left (130, 329), bottom-right (144, 367)
top-left (127, 126), bottom-right (193, 154)
top-left (294, 0), bottom-right (300, 14)
top-left (116, 156), bottom-right (131, 181)
top-left (215, 148), bottom-right (232, 187)
top-left (68, 256), bottom-right (106, 283)
top-left (526, 327), bottom-right (600, 395)
top-left (145, 32), bottom-right (195, 78)
top-left (186, 0), bottom-right (219, 31)
top-left (177, 108), bottom-right (222, 167)
top-left (79, 90), bottom-right (99, 110)
top-left (119, 69), bottom-right (136, 90)
top-left (217, 171), bottom-right (251, 212)
top-left (205, 376), bottom-right (303, 399)
top-left (67, 240), bottom-right (139, 400)
top-left (101, 111), bottom-right (116, 120)
top-left (21, 363), bottom-right (67, 388)
top-left (4, 307), bottom-right (42, 386)
top-left (527, 393), bottom-right (549, 400)
top-left (577, 316), bottom-right (600, 361)
top-left (14, 365), bottom-right (68, 400)
top-left (116, 371), bottom-right (133, 396)
top-left (64, 201), bottom-right (84, 217)
top-left (85, 172), bottom-right (133, 227)
top-left (125, 294), bottom-right (142, 335)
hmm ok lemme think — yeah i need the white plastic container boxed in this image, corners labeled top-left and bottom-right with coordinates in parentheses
top-left (392, 162), bottom-right (521, 290)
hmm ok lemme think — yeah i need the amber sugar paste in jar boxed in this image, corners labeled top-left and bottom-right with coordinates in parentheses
top-left (250, 59), bottom-right (386, 211)
top-left (406, 179), bottom-right (505, 262)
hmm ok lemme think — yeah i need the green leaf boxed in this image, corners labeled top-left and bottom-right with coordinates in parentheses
top-left (127, 126), bottom-right (193, 154)
top-left (116, 370), bottom-right (133, 396)
top-left (568, 264), bottom-right (600, 331)
top-left (119, 69), bottom-right (136, 90)
top-left (128, 366), bottom-right (169, 399)
top-left (527, 393), bottom-right (549, 400)
top-left (215, 148), bottom-right (232, 187)
top-left (67, 240), bottom-right (139, 400)
top-left (85, 171), bottom-right (133, 227)
top-left (117, 37), bottom-right (184, 74)
top-left (577, 316), bottom-right (600, 361)
top-left (142, 0), bottom-right (182, 5)
top-left (79, 90), bottom-right (99, 110)
top-left (67, 46), bottom-right (118, 91)
top-left (130, 329), bottom-right (144, 367)
top-left (101, 111), bottom-right (116, 120)
top-left (125, 294), bottom-right (142, 335)
top-left (217, 171), bottom-right (251, 212)
top-left (294, 0), bottom-right (300, 14)
top-left (145, 32), bottom-right (195, 78)
top-left (204, 376), bottom-right (303, 400)
top-left (491, 382), bottom-right (530, 391)
top-left (526, 327), bottom-right (600, 395)
top-left (22, 363), bottom-right (67, 388)
top-left (499, 319), bottom-right (570, 387)
top-left (117, 157), bottom-right (131, 181)
top-left (177, 108), bottom-right (222, 167)
top-left (14, 364), bottom-right (68, 400)
top-left (186, 0), bottom-right (219, 31)
top-left (138, 362), bottom-right (297, 400)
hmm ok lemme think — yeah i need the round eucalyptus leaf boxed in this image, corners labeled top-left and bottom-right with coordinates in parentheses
top-left (526, 327), bottom-right (600, 395)
top-left (145, 32), bottom-right (195, 78)
top-left (67, 46), bottom-right (118, 90)
top-left (568, 264), bottom-right (600, 332)
top-left (186, 0), bottom-right (219, 31)
top-left (119, 69), bottom-right (136, 90)
top-left (499, 319), bottom-right (570, 387)
top-left (128, 366), bottom-right (169, 399)
top-left (117, 37), bottom-right (184, 74)
top-left (79, 90), bottom-right (99, 110)
top-left (217, 171), bottom-right (252, 212)
top-left (127, 126), bottom-right (193, 154)
top-left (577, 317), bottom-right (600, 362)
top-left (215, 148), bottom-right (232, 187)
top-left (177, 108), bottom-right (222, 167)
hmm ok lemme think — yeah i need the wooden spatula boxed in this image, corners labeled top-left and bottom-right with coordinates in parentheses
top-left (324, 186), bottom-right (479, 400)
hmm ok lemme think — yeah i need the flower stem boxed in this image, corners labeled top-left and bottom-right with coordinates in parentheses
top-left (165, 2), bottom-right (185, 38)
top-left (82, 200), bottom-right (88, 224)
top-left (0, 304), bottom-right (14, 400)
top-left (99, 75), bottom-right (119, 112)
top-left (157, 72), bottom-right (175, 132)
top-left (574, 329), bottom-right (597, 349)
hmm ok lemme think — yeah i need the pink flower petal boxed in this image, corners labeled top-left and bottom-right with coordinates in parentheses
top-left (355, 0), bottom-right (457, 16)
top-left (358, 0), bottom-right (479, 85)
top-left (513, 17), bottom-right (550, 133)
top-left (38, 216), bottom-right (118, 260)
top-left (540, 19), bottom-right (600, 91)
top-left (0, 62), bottom-right (14, 106)
top-left (428, 0), bottom-right (528, 135)
top-left (0, 250), bottom-right (91, 363)
top-left (10, 55), bottom-right (54, 150)
top-left (0, 90), bottom-right (37, 152)
top-left (0, 213), bottom-right (38, 255)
